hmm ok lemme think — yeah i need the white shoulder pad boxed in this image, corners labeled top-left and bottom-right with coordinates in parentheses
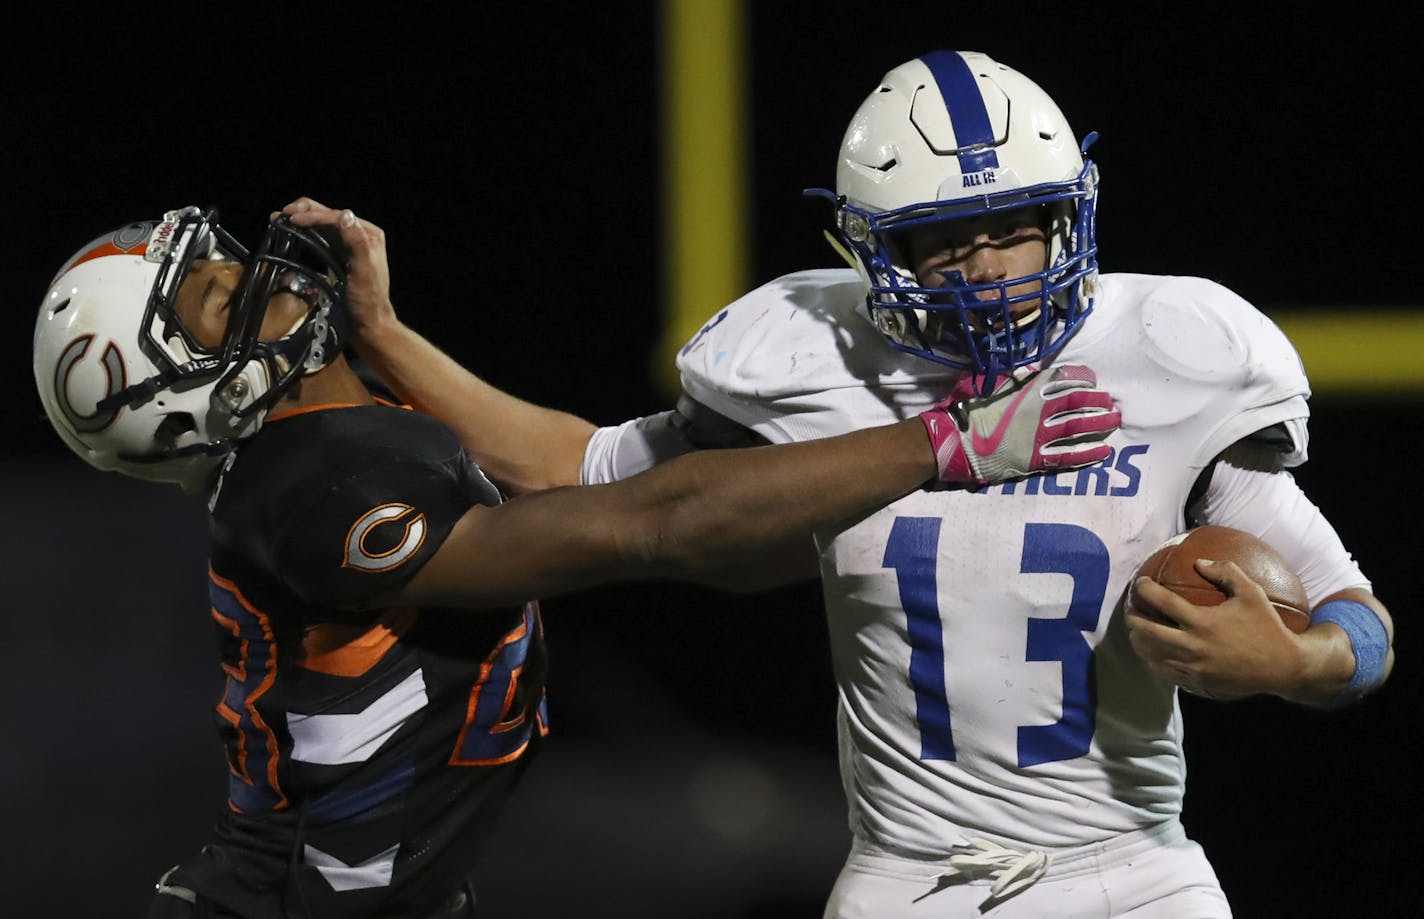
top-left (674, 269), bottom-right (954, 444)
top-left (675, 268), bottom-right (871, 402)
top-left (1137, 276), bottom-right (1312, 464)
top-left (1137, 276), bottom-right (1309, 394)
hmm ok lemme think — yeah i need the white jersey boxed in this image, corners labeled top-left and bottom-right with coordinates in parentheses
top-left (675, 269), bottom-right (1313, 854)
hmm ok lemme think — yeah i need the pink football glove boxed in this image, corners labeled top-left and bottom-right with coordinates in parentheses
top-left (919, 365), bottom-right (1121, 485)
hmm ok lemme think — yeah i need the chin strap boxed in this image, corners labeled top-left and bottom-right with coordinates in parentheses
top-left (116, 438), bottom-right (235, 464)
top-left (95, 357), bottom-right (221, 413)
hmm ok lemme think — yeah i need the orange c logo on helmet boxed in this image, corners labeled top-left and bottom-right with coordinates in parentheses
top-left (54, 334), bottom-right (127, 433)
top-left (343, 503), bottom-right (428, 573)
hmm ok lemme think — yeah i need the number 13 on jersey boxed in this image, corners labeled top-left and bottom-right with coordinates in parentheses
top-left (883, 518), bottom-right (1111, 768)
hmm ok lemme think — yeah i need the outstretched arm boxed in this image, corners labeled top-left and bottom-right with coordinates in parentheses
top-left (396, 418), bottom-right (934, 607)
top-left (282, 198), bottom-right (591, 495)
top-left (396, 362), bottom-right (1121, 608)
top-left (280, 197), bottom-right (1122, 607)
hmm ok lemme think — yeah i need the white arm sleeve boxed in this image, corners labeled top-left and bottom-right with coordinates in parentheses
top-left (581, 397), bottom-right (770, 485)
top-left (579, 411), bottom-right (699, 485)
top-left (1195, 442), bottom-right (1371, 607)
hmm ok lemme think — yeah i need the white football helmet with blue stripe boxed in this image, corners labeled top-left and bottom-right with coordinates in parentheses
top-left (810, 50), bottom-right (1099, 388)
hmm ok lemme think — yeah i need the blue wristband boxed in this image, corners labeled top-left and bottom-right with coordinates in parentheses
top-left (1311, 599), bottom-right (1389, 706)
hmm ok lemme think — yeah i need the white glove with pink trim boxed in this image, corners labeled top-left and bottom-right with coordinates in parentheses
top-left (919, 365), bottom-right (1122, 485)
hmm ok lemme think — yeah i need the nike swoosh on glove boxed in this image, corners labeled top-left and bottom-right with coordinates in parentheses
top-left (919, 365), bottom-right (1122, 485)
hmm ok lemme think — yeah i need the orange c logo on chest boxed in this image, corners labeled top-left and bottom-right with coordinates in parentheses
top-left (343, 503), bottom-right (428, 573)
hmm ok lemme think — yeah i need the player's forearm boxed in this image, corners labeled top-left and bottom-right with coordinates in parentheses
top-left (1280, 588), bottom-right (1395, 707)
top-left (355, 316), bottom-right (594, 494)
top-left (608, 419), bottom-right (934, 580)
top-left (394, 422), bottom-right (930, 610)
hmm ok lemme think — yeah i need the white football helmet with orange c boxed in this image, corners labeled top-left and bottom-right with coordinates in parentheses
top-left (33, 207), bottom-right (346, 492)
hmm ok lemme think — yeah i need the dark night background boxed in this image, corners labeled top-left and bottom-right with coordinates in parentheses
top-left (3, 4), bottom-right (1419, 917)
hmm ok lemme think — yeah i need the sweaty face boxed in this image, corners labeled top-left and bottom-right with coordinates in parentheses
top-left (172, 259), bottom-right (309, 349)
top-left (897, 206), bottom-right (1050, 324)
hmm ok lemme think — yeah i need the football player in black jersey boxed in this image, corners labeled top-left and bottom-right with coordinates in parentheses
top-left (32, 205), bottom-right (1120, 918)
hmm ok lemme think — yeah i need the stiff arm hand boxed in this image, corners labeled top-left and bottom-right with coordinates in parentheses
top-left (276, 200), bottom-right (393, 332)
top-left (921, 365), bottom-right (1121, 484)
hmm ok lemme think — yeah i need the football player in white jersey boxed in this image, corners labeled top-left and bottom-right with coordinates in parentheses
top-left (284, 49), bottom-right (1394, 919)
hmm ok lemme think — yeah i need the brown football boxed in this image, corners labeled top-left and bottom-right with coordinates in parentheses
top-left (1129, 525), bottom-right (1311, 634)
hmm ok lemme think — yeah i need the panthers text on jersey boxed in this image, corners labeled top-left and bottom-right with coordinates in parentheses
top-left (164, 402), bottom-right (548, 917)
top-left (674, 268), bottom-right (1312, 854)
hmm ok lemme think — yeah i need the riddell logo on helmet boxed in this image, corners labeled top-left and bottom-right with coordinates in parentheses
top-left (962, 169), bottom-right (998, 188)
top-left (143, 220), bottom-right (181, 262)
top-left (149, 220), bottom-right (177, 247)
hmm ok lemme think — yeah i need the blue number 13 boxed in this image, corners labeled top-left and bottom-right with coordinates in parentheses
top-left (882, 518), bottom-right (1110, 767)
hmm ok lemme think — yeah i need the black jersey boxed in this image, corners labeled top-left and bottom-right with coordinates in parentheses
top-left (168, 403), bottom-right (548, 918)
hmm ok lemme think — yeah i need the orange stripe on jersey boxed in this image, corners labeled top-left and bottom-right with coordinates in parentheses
top-left (209, 567), bottom-right (289, 811)
top-left (264, 400), bottom-right (412, 424)
top-left (263, 402), bottom-right (368, 423)
top-left (300, 606), bottom-right (418, 677)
